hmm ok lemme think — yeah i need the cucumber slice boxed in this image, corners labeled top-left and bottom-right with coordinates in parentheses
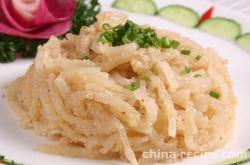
top-left (216, 149), bottom-right (250, 165)
top-left (158, 5), bottom-right (199, 27)
top-left (198, 17), bottom-right (241, 40)
top-left (112, 0), bottom-right (157, 15)
top-left (236, 33), bottom-right (250, 51)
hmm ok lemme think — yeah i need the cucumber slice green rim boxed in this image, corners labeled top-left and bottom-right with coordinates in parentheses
top-left (112, 0), bottom-right (157, 15)
top-left (198, 17), bottom-right (241, 40)
top-left (158, 5), bottom-right (199, 27)
top-left (215, 149), bottom-right (250, 165)
top-left (236, 33), bottom-right (250, 52)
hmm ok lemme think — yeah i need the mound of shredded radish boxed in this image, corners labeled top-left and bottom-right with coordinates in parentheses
top-left (5, 12), bottom-right (236, 165)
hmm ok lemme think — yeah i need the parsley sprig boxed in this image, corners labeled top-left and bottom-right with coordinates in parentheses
top-left (0, 41), bottom-right (17, 62)
top-left (0, 155), bottom-right (23, 165)
top-left (0, 35), bottom-right (46, 63)
top-left (71, 0), bottom-right (101, 34)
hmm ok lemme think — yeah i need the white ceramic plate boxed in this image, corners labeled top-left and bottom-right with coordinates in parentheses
top-left (1, 0), bottom-right (250, 165)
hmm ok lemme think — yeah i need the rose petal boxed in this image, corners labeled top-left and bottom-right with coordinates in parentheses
top-left (6, 0), bottom-right (40, 30)
top-left (31, 0), bottom-right (76, 26)
top-left (0, 18), bottom-right (72, 39)
top-left (0, 2), bottom-right (7, 21)
top-left (0, 0), bottom-right (76, 32)
top-left (0, 0), bottom-right (34, 31)
top-left (12, 0), bottom-right (40, 20)
top-left (45, 0), bottom-right (76, 19)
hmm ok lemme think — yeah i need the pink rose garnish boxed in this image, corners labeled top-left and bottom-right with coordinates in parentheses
top-left (0, 0), bottom-right (76, 39)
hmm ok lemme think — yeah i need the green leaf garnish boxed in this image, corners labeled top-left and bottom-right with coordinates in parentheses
top-left (124, 82), bottom-right (140, 91)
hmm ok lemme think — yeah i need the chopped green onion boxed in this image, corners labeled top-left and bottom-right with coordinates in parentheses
top-left (142, 43), bottom-right (150, 48)
top-left (99, 34), bottom-right (109, 44)
top-left (152, 38), bottom-right (161, 48)
top-left (104, 32), bottom-right (114, 42)
top-left (99, 20), bottom-right (181, 49)
top-left (181, 49), bottom-right (191, 55)
top-left (209, 91), bottom-right (220, 99)
top-left (122, 35), bottom-right (130, 44)
top-left (124, 82), bottom-right (140, 91)
top-left (82, 56), bottom-right (89, 60)
top-left (194, 74), bottom-right (202, 78)
top-left (161, 37), bottom-right (171, 48)
top-left (140, 74), bottom-right (150, 81)
top-left (170, 40), bottom-right (180, 49)
top-left (152, 68), bottom-right (159, 75)
top-left (195, 55), bottom-right (202, 61)
top-left (183, 66), bottom-right (191, 74)
top-left (102, 23), bottom-right (112, 31)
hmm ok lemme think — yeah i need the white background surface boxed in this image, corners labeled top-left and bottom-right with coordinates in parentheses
top-left (1, 0), bottom-right (250, 164)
